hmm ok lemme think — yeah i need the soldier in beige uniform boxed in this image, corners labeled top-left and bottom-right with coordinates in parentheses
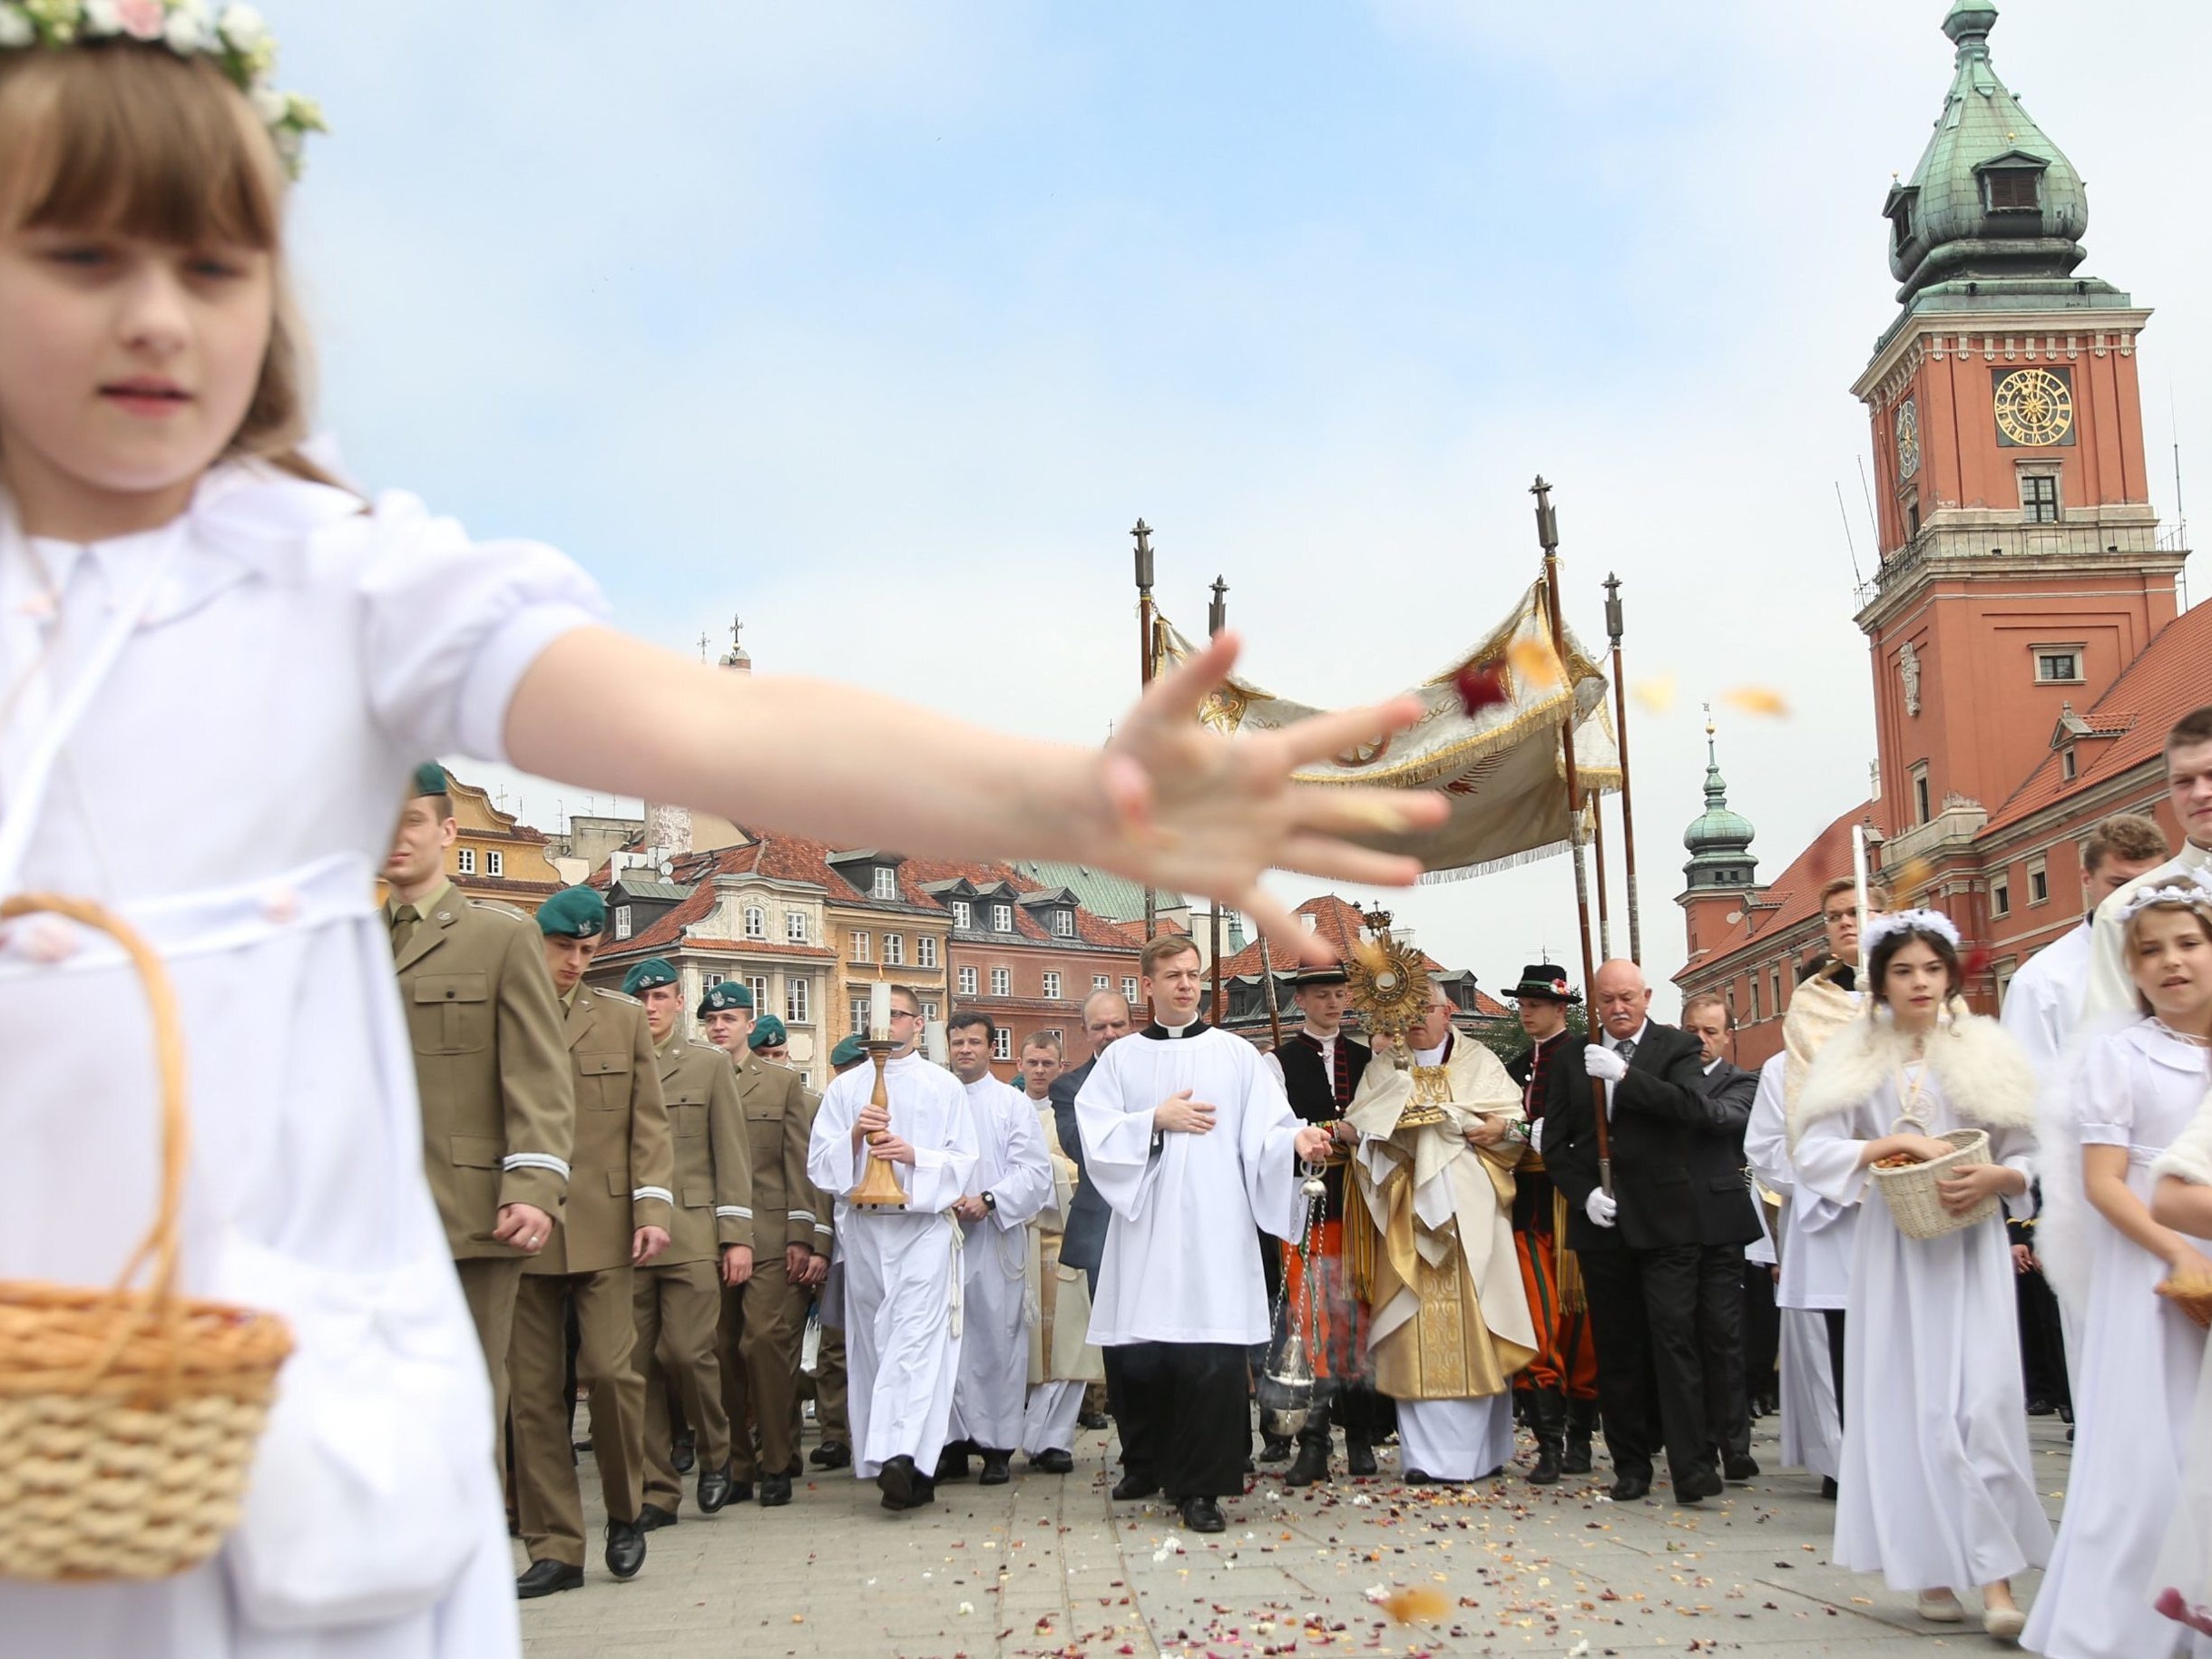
top-left (384, 764), bottom-right (573, 1446)
top-left (622, 959), bottom-right (756, 1529)
top-left (512, 886), bottom-right (676, 1597)
top-left (699, 987), bottom-right (817, 1506)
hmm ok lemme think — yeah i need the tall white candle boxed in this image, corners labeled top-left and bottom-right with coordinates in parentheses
top-left (870, 980), bottom-right (892, 1039)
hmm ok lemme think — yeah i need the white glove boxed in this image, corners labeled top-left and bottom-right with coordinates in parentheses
top-left (1528, 1116), bottom-right (1545, 1155)
top-left (1585, 1189), bottom-right (1619, 1228)
top-left (1583, 1041), bottom-right (1628, 1083)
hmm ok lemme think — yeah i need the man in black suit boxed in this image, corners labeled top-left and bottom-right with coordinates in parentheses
top-left (1542, 959), bottom-right (1725, 1504)
top-left (1051, 991), bottom-right (1133, 1437)
top-left (1679, 993), bottom-right (1763, 1484)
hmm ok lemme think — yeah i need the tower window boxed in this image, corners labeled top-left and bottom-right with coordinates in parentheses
top-left (2033, 649), bottom-right (2083, 685)
top-left (1983, 169), bottom-right (2041, 212)
top-left (1905, 499), bottom-right (1921, 540)
top-left (2021, 473), bottom-right (2060, 523)
top-left (1911, 763), bottom-right (1932, 826)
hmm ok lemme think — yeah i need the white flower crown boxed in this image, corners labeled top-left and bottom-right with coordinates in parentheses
top-left (1862, 907), bottom-right (1962, 953)
top-left (2120, 877), bottom-right (2212, 923)
top-left (0, 1), bottom-right (322, 175)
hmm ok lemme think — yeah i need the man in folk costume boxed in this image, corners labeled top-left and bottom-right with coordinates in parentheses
top-left (939, 1011), bottom-right (1055, 1486)
top-left (1502, 964), bottom-right (1599, 1485)
top-left (1345, 974), bottom-right (1536, 1484)
top-left (1079, 936), bottom-right (1334, 1533)
top-left (622, 959), bottom-right (754, 1530)
top-left (1261, 962), bottom-right (1384, 1485)
top-left (511, 885), bottom-right (675, 1596)
top-left (806, 982), bottom-right (980, 1511)
top-left (1018, 1032), bottom-right (1106, 1471)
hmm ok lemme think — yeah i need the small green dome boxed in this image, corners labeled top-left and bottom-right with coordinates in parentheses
top-left (1683, 726), bottom-right (1757, 892)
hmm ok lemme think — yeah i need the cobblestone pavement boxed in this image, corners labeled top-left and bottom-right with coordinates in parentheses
top-left (520, 1411), bottom-right (2074, 1658)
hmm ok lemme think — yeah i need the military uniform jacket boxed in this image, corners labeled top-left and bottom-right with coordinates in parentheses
top-left (653, 1030), bottom-right (755, 1265)
top-left (730, 1049), bottom-right (820, 1251)
top-left (527, 984), bottom-right (675, 1276)
top-left (391, 881), bottom-right (575, 1260)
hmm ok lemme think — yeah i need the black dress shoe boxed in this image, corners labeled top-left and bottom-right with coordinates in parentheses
top-left (603, 1517), bottom-right (646, 1580)
top-left (1610, 1473), bottom-right (1652, 1502)
top-left (978, 1450), bottom-right (1013, 1486)
top-left (2025, 1396), bottom-right (2054, 1417)
top-left (1179, 1496), bottom-right (1227, 1533)
top-left (638, 1502), bottom-right (679, 1532)
top-left (911, 1473), bottom-right (937, 1506)
top-left (759, 1473), bottom-right (793, 1508)
top-left (1111, 1470), bottom-right (1160, 1501)
top-left (671, 1430), bottom-right (697, 1475)
top-left (1258, 1432), bottom-right (1294, 1464)
top-left (1031, 1448), bottom-right (1075, 1474)
top-left (935, 1444), bottom-right (973, 1482)
top-left (1723, 1452), bottom-right (1760, 1483)
top-left (516, 1558), bottom-right (584, 1597)
top-left (810, 1439), bottom-right (852, 1469)
top-left (1403, 1467), bottom-right (1435, 1485)
top-left (1346, 1440), bottom-right (1378, 1478)
top-left (878, 1453), bottom-right (921, 1509)
top-left (1672, 1464), bottom-right (1724, 1505)
top-left (697, 1459), bottom-right (736, 1513)
top-left (1820, 1476), bottom-right (1839, 1499)
top-left (1079, 1410), bottom-right (1110, 1430)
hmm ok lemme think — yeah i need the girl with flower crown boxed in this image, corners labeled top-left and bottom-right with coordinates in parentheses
top-left (2022, 881), bottom-right (2212, 1659)
top-left (0, 12), bottom-right (1439, 1657)
top-left (1789, 910), bottom-right (2048, 1643)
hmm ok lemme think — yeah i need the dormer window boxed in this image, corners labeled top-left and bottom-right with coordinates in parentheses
top-left (1983, 167), bottom-right (2040, 212)
top-left (952, 900), bottom-right (973, 930)
top-left (1052, 909), bottom-right (1074, 938)
top-left (872, 867), bottom-right (897, 901)
top-left (992, 903), bottom-right (1013, 933)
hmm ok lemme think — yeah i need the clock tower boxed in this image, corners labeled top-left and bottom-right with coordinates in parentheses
top-left (1853, 1), bottom-right (2185, 883)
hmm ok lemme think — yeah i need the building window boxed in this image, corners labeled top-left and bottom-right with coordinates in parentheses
top-left (849, 996), bottom-right (870, 1036)
top-left (1911, 762), bottom-right (1932, 825)
top-left (1905, 498), bottom-right (1921, 540)
top-left (993, 903), bottom-right (1014, 933)
top-left (1769, 966), bottom-right (1783, 1016)
top-left (1042, 971), bottom-right (1062, 1000)
top-left (1983, 167), bottom-right (2040, 212)
top-left (851, 931), bottom-right (870, 962)
top-left (992, 1027), bottom-right (1013, 1061)
top-left (990, 967), bottom-right (1012, 998)
top-left (872, 866), bottom-right (897, 901)
top-left (918, 936), bottom-right (938, 969)
top-left (1052, 909), bottom-right (1074, 938)
top-left (1748, 974), bottom-right (1762, 1024)
top-left (786, 978), bottom-right (810, 1024)
top-left (2021, 473), bottom-right (2061, 524)
top-left (2033, 647), bottom-right (2083, 684)
top-left (1992, 876), bottom-right (2011, 918)
top-left (613, 905), bottom-right (632, 942)
top-left (743, 904), bottom-right (765, 940)
top-left (1093, 974), bottom-right (1111, 992)
top-left (958, 966), bottom-right (979, 997)
top-left (1038, 1028), bottom-right (1063, 1050)
top-left (704, 972), bottom-right (724, 990)
top-left (488, 850), bottom-right (504, 877)
top-left (922, 1000), bottom-right (939, 1021)
top-left (1121, 976), bottom-right (1139, 1002)
top-left (884, 934), bottom-right (905, 966)
top-left (455, 847), bottom-right (476, 875)
top-left (2028, 858), bottom-right (2050, 906)
top-left (787, 911), bottom-right (807, 943)
top-left (952, 901), bottom-right (973, 930)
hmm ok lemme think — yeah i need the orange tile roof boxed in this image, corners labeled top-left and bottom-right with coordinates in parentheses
top-left (1683, 799), bottom-right (1874, 973)
top-left (1982, 601), bottom-right (2212, 834)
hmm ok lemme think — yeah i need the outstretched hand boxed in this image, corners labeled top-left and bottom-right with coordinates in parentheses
top-left (1086, 633), bottom-right (1445, 963)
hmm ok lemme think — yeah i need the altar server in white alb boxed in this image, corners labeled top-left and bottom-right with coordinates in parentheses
top-left (1791, 912), bottom-right (2049, 1643)
top-left (1079, 936), bottom-right (1333, 1533)
top-left (2024, 879), bottom-right (2212, 1659)
top-left (806, 985), bottom-right (980, 1511)
top-left (939, 1011), bottom-right (1055, 1487)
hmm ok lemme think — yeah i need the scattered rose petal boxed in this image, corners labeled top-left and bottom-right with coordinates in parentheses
top-left (1379, 1585), bottom-right (1450, 1625)
top-left (1508, 637), bottom-right (1564, 693)
top-left (1720, 685), bottom-right (1790, 718)
top-left (1453, 660), bottom-right (1511, 716)
top-left (1630, 674), bottom-right (1677, 715)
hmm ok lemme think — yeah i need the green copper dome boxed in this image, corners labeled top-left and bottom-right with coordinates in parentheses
top-left (1683, 726), bottom-right (1757, 892)
top-left (1884, 1), bottom-right (2093, 305)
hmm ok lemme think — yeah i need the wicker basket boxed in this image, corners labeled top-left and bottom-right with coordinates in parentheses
top-left (2157, 1275), bottom-right (2212, 1330)
top-left (1870, 1126), bottom-right (1997, 1242)
top-left (0, 893), bottom-right (293, 1583)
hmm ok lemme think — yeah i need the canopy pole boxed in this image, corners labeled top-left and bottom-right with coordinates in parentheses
top-left (1604, 572), bottom-right (1644, 964)
top-left (1208, 575), bottom-right (1229, 1026)
top-left (1132, 520), bottom-right (1159, 943)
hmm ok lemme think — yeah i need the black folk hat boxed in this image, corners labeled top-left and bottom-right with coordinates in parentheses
top-left (1290, 963), bottom-right (1349, 990)
top-left (1507, 963), bottom-right (1580, 1004)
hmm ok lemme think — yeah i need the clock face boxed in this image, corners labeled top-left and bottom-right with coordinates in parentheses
top-left (1895, 397), bottom-right (1920, 480)
top-left (1992, 367), bottom-right (2074, 447)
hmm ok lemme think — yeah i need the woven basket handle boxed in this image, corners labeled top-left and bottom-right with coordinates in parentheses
top-left (1888, 1111), bottom-right (1931, 1137)
top-left (0, 893), bottom-right (191, 1360)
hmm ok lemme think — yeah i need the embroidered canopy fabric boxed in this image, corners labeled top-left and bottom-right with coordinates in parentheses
top-left (1154, 580), bottom-right (1621, 881)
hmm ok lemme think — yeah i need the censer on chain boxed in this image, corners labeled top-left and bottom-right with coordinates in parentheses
top-left (1259, 1158), bottom-right (1329, 1438)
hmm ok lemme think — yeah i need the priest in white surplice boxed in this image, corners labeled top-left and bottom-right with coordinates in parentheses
top-left (807, 985), bottom-right (980, 1512)
top-left (1080, 936), bottom-right (1333, 1533)
top-left (939, 1012), bottom-right (1055, 1486)
top-left (1345, 980), bottom-right (1535, 1483)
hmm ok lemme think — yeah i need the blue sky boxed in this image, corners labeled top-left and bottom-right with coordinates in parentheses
top-left (277, 1), bottom-right (2211, 998)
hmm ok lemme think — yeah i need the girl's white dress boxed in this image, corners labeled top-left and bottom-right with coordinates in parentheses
top-left (2023, 1019), bottom-right (2210, 1659)
top-left (1791, 1013), bottom-right (2052, 1596)
top-left (2149, 1091), bottom-right (2212, 1644)
top-left (0, 462), bottom-right (604, 1657)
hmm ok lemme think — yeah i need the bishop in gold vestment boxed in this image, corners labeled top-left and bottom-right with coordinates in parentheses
top-left (1345, 984), bottom-right (1536, 1482)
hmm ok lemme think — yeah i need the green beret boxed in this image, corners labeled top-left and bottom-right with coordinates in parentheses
top-left (749, 1013), bottom-right (789, 1050)
top-left (829, 1034), bottom-right (868, 1069)
top-left (697, 981), bottom-right (754, 1017)
top-left (536, 886), bottom-right (606, 939)
top-left (411, 762), bottom-right (449, 798)
top-left (622, 958), bottom-right (678, 997)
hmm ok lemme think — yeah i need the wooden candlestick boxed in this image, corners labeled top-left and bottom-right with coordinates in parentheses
top-left (850, 1037), bottom-right (909, 1208)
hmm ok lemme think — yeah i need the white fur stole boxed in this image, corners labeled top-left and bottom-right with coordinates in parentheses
top-left (1788, 1010), bottom-right (2039, 1148)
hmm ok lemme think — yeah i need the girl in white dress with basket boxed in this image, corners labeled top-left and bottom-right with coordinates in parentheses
top-left (2024, 878), bottom-right (2212, 1659)
top-left (1791, 910), bottom-right (2049, 1643)
top-left (0, 11), bottom-right (1438, 1656)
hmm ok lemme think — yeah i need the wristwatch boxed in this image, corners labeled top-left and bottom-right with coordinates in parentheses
top-left (981, 1191), bottom-right (997, 1213)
